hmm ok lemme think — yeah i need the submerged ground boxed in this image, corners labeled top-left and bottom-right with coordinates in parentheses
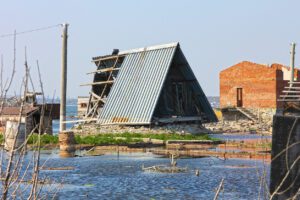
top-left (38, 151), bottom-right (270, 200)
top-left (42, 98), bottom-right (270, 199)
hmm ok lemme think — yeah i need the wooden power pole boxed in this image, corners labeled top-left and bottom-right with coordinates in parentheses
top-left (60, 23), bottom-right (69, 132)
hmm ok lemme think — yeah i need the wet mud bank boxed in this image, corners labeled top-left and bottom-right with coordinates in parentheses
top-left (71, 136), bottom-right (271, 161)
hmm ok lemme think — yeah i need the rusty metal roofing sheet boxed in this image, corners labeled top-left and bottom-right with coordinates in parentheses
top-left (98, 43), bottom-right (178, 125)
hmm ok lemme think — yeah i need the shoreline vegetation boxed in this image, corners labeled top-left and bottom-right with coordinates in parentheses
top-left (0, 132), bottom-right (219, 146)
top-left (0, 132), bottom-right (271, 160)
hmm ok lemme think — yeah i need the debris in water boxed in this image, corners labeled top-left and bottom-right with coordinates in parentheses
top-left (142, 153), bottom-right (188, 173)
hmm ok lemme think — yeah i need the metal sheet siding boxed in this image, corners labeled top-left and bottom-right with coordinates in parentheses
top-left (98, 46), bottom-right (177, 125)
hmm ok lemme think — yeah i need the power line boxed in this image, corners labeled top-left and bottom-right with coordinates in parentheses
top-left (0, 24), bottom-right (62, 38)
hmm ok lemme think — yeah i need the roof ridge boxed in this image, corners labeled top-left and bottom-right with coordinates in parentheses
top-left (118, 42), bottom-right (179, 55)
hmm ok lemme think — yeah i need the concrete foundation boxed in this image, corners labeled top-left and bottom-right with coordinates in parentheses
top-left (270, 115), bottom-right (300, 199)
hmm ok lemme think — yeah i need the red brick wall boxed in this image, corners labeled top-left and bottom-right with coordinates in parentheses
top-left (220, 61), bottom-right (285, 109)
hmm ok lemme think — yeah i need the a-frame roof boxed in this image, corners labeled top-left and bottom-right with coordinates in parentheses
top-left (98, 42), bottom-right (216, 125)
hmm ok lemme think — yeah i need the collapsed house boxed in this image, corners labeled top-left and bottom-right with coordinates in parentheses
top-left (220, 61), bottom-right (300, 122)
top-left (80, 42), bottom-right (217, 127)
top-left (0, 92), bottom-right (60, 135)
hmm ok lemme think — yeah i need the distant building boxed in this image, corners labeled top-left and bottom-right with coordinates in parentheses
top-left (219, 61), bottom-right (300, 121)
top-left (77, 96), bottom-right (89, 118)
top-left (81, 42), bottom-right (217, 126)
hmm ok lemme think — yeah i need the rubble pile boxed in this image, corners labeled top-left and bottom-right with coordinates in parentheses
top-left (72, 123), bottom-right (211, 135)
top-left (204, 119), bottom-right (272, 134)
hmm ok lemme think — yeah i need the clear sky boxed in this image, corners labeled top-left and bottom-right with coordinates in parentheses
top-left (0, 0), bottom-right (300, 98)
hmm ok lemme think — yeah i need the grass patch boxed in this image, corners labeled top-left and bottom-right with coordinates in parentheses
top-left (0, 134), bottom-right (3, 144)
top-left (27, 134), bottom-right (59, 146)
top-left (114, 132), bottom-right (218, 141)
top-left (75, 134), bottom-right (143, 145)
top-left (75, 132), bottom-right (219, 145)
top-left (255, 142), bottom-right (272, 149)
top-left (17, 132), bottom-right (219, 146)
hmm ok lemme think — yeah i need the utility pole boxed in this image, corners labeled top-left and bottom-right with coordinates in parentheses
top-left (290, 42), bottom-right (296, 86)
top-left (60, 23), bottom-right (69, 132)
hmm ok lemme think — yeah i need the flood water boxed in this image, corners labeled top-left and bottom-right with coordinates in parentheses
top-left (46, 98), bottom-right (270, 199)
top-left (209, 134), bottom-right (272, 141)
top-left (37, 151), bottom-right (270, 200)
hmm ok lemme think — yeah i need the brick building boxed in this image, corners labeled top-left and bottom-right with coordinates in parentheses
top-left (220, 61), bottom-right (300, 122)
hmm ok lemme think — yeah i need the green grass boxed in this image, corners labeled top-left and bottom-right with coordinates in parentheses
top-left (74, 134), bottom-right (143, 145)
top-left (255, 142), bottom-right (272, 149)
top-left (75, 132), bottom-right (219, 145)
top-left (27, 134), bottom-right (59, 146)
top-left (4, 132), bottom-right (218, 146)
top-left (115, 132), bottom-right (218, 141)
top-left (0, 134), bottom-right (3, 144)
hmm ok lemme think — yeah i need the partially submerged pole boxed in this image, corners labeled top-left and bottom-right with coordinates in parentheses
top-left (59, 131), bottom-right (76, 157)
top-left (290, 42), bottom-right (296, 86)
top-left (60, 23), bottom-right (69, 132)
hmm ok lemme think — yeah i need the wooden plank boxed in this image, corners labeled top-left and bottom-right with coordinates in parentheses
top-left (62, 118), bottom-right (97, 124)
top-left (278, 99), bottom-right (300, 102)
top-left (91, 98), bottom-right (106, 103)
top-left (80, 80), bottom-right (114, 86)
top-left (284, 86), bottom-right (300, 89)
top-left (288, 82), bottom-right (300, 84)
top-left (280, 95), bottom-right (300, 98)
top-left (282, 90), bottom-right (300, 93)
top-left (92, 55), bottom-right (123, 62)
top-left (90, 92), bottom-right (101, 99)
top-left (156, 116), bottom-right (202, 123)
top-left (86, 67), bottom-right (120, 75)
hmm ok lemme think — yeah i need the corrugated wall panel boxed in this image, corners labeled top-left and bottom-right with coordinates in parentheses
top-left (98, 45), bottom-right (177, 125)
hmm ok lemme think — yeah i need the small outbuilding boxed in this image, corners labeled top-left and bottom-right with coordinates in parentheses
top-left (0, 93), bottom-right (60, 135)
top-left (82, 42), bottom-right (217, 126)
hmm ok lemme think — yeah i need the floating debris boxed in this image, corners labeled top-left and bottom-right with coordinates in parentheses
top-left (142, 165), bottom-right (188, 173)
top-left (224, 164), bottom-right (254, 169)
top-left (142, 153), bottom-right (188, 173)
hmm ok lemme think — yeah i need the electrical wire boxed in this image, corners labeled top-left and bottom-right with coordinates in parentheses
top-left (0, 24), bottom-right (62, 38)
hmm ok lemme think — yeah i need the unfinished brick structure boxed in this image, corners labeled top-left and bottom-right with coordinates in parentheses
top-left (220, 61), bottom-right (300, 122)
top-left (220, 61), bottom-right (300, 109)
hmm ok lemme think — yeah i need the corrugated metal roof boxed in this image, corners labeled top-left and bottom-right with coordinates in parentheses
top-left (98, 43), bottom-right (178, 125)
top-left (97, 42), bottom-right (217, 125)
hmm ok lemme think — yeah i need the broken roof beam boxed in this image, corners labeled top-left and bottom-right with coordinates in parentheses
top-left (92, 55), bottom-right (124, 62)
top-left (80, 80), bottom-right (114, 87)
top-left (62, 118), bottom-right (98, 124)
top-left (90, 92), bottom-right (106, 103)
top-left (86, 67), bottom-right (120, 75)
